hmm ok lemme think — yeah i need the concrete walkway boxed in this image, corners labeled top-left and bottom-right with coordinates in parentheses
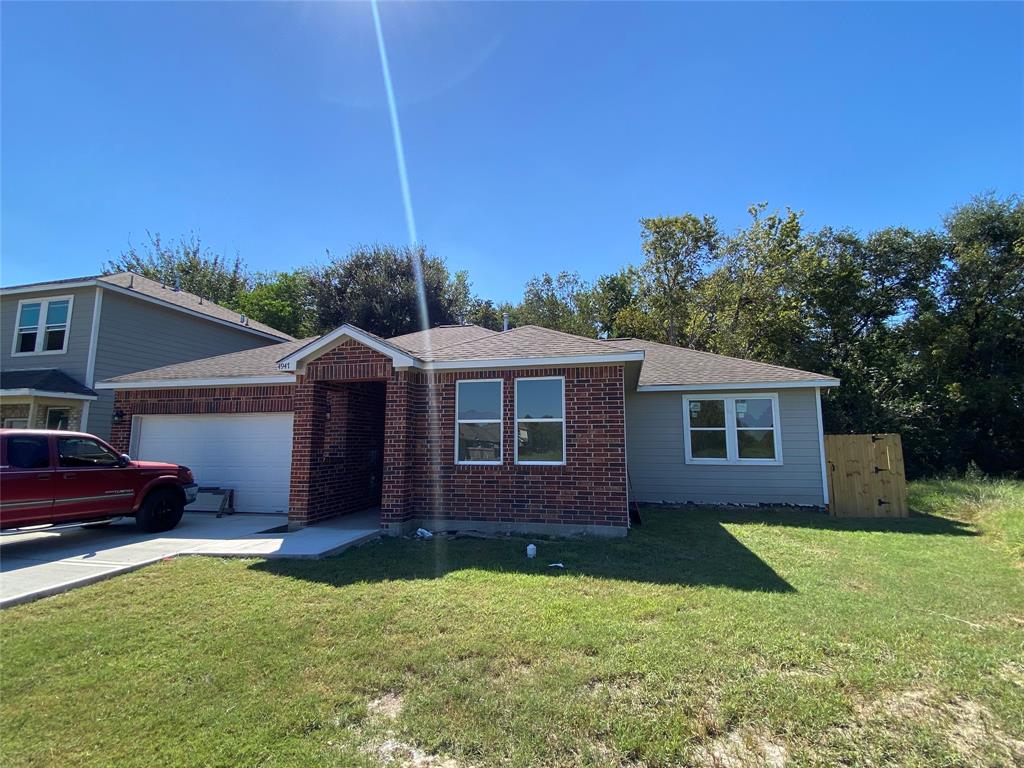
top-left (0, 510), bottom-right (380, 608)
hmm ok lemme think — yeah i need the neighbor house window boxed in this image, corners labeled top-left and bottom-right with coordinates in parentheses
top-left (455, 380), bottom-right (502, 464)
top-left (515, 377), bottom-right (565, 464)
top-left (683, 394), bottom-right (782, 465)
top-left (46, 407), bottom-right (71, 431)
top-left (12, 297), bottom-right (72, 355)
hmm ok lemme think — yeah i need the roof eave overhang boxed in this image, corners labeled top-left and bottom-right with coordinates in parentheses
top-left (0, 388), bottom-right (98, 401)
top-left (0, 280), bottom-right (99, 295)
top-left (95, 375), bottom-right (296, 390)
top-left (636, 379), bottom-right (841, 392)
top-left (275, 324), bottom-right (417, 372)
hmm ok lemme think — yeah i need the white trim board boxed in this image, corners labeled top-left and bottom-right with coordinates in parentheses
top-left (816, 387), bottom-right (830, 506)
top-left (638, 379), bottom-right (839, 392)
top-left (94, 375), bottom-right (296, 390)
top-left (0, 388), bottom-right (97, 401)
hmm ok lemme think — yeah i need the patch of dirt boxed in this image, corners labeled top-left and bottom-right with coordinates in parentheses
top-left (691, 727), bottom-right (789, 768)
top-left (999, 661), bottom-right (1024, 688)
top-left (585, 674), bottom-right (650, 707)
top-left (368, 693), bottom-right (405, 721)
top-left (365, 737), bottom-right (466, 768)
top-left (860, 688), bottom-right (1024, 764)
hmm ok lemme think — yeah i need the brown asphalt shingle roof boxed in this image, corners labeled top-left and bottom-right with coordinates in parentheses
top-left (101, 324), bottom-right (836, 389)
top-left (601, 337), bottom-right (838, 387)
top-left (102, 339), bottom-right (312, 383)
top-left (2, 272), bottom-right (294, 341)
top-left (388, 325), bottom-right (498, 356)
top-left (417, 325), bottom-right (638, 362)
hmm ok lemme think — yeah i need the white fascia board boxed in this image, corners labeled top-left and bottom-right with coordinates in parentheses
top-left (276, 324), bottom-right (417, 371)
top-left (95, 375), bottom-right (296, 390)
top-left (0, 280), bottom-right (99, 296)
top-left (636, 379), bottom-right (840, 392)
top-left (0, 388), bottom-right (98, 401)
top-left (421, 351), bottom-right (645, 370)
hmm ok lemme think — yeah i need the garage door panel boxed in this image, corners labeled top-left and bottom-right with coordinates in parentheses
top-left (134, 413), bottom-right (292, 514)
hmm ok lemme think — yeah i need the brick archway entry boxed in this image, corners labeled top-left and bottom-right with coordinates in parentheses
top-left (287, 339), bottom-right (413, 531)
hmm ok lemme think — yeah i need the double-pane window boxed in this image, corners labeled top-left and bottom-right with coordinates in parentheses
top-left (683, 395), bottom-right (781, 464)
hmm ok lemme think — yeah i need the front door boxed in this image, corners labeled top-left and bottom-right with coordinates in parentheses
top-left (53, 435), bottom-right (135, 521)
top-left (0, 433), bottom-right (55, 528)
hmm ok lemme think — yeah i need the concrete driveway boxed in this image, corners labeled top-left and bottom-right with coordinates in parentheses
top-left (0, 510), bottom-right (380, 608)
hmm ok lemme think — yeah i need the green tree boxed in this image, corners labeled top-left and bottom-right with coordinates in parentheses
top-left (306, 244), bottom-right (469, 337)
top-left (104, 232), bottom-right (249, 307)
top-left (925, 194), bottom-right (1024, 473)
top-left (638, 213), bottom-right (720, 345)
top-left (236, 271), bottom-right (314, 338)
top-left (511, 271), bottom-right (599, 337)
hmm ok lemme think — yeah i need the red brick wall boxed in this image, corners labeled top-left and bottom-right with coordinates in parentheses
top-left (109, 344), bottom-right (629, 534)
top-left (403, 365), bottom-right (628, 530)
top-left (290, 341), bottom-right (393, 525)
top-left (109, 384), bottom-right (295, 453)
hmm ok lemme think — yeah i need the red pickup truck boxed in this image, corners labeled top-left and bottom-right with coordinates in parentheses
top-left (0, 429), bottom-right (198, 533)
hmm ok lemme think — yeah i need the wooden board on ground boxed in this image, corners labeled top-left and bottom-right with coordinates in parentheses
top-left (825, 434), bottom-right (908, 517)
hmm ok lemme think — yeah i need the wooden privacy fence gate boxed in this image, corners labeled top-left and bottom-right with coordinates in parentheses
top-left (824, 433), bottom-right (908, 518)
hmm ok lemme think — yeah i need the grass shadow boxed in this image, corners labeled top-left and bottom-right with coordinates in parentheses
top-left (250, 508), bottom-right (795, 592)
top-left (693, 505), bottom-right (978, 536)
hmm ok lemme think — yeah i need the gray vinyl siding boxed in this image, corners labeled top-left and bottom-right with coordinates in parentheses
top-left (626, 385), bottom-right (826, 508)
top-left (0, 286), bottom-right (99, 385)
top-left (88, 290), bottom-right (280, 440)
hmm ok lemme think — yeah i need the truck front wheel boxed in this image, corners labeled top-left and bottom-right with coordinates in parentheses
top-left (135, 487), bottom-right (185, 533)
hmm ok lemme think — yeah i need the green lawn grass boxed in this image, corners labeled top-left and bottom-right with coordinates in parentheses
top-left (2, 479), bottom-right (1023, 767)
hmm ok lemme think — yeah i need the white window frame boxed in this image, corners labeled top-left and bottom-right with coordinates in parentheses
top-left (11, 295), bottom-right (74, 356)
top-left (682, 393), bottom-right (783, 466)
top-left (3, 418), bottom-right (28, 429)
top-left (514, 376), bottom-right (567, 466)
top-left (454, 379), bottom-right (503, 465)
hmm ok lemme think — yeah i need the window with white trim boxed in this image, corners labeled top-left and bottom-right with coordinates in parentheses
top-left (455, 380), bottom-right (502, 464)
top-left (515, 377), bottom-right (565, 464)
top-left (12, 296), bottom-right (72, 355)
top-left (683, 394), bottom-right (782, 464)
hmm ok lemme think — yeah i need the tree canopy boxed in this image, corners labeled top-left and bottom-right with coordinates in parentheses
top-left (107, 193), bottom-right (1022, 477)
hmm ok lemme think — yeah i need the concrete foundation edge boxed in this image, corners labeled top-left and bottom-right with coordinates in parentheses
top-left (381, 517), bottom-right (628, 539)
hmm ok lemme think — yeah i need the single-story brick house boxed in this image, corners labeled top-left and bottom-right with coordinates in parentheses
top-left (96, 324), bottom-right (839, 537)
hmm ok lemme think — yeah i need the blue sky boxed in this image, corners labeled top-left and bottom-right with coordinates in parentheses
top-left (2, 1), bottom-right (1021, 301)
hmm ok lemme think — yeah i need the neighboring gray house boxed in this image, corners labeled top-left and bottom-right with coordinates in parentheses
top-left (0, 272), bottom-right (292, 439)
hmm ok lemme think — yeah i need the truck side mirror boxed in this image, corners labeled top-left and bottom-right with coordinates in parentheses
top-left (118, 453), bottom-right (131, 467)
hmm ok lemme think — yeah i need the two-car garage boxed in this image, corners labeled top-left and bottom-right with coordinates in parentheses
top-left (130, 413), bottom-right (293, 514)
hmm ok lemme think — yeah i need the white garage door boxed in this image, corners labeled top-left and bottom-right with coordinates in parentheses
top-left (133, 413), bottom-right (293, 514)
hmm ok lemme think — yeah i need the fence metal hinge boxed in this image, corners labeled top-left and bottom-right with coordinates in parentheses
top-left (877, 498), bottom-right (889, 506)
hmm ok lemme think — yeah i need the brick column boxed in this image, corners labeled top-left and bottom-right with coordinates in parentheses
top-left (381, 370), bottom-right (414, 534)
top-left (288, 377), bottom-right (328, 528)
